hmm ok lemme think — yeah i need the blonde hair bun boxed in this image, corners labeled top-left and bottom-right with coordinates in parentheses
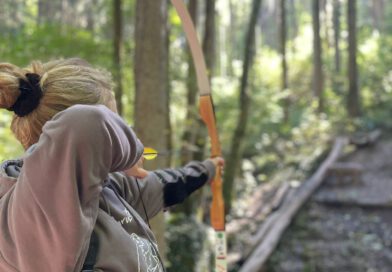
top-left (0, 58), bottom-right (116, 149)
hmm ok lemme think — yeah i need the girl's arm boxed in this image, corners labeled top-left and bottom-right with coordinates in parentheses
top-left (110, 160), bottom-right (216, 220)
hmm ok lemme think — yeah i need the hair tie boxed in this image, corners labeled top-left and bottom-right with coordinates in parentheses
top-left (9, 73), bottom-right (43, 117)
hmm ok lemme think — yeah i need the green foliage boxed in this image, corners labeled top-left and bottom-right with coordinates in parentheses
top-left (166, 214), bottom-right (210, 272)
top-left (0, 113), bottom-right (23, 161)
top-left (0, 24), bottom-right (112, 67)
top-left (358, 35), bottom-right (392, 129)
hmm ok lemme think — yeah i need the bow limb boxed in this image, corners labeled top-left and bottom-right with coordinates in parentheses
top-left (170, 0), bottom-right (227, 271)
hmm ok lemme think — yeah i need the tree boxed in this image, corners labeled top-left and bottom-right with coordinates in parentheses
top-left (38, 0), bottom-right (60, 24)
top-left (333, 0), bottom-right (341, 74)
top-left (113, 0), bottom-right (124, 116)
top-left (371, 0), bottom-right (385, 31)
top-left (289, 0), bottom-right (298, 41)
top-left (134, 0), bottom-right (170, 259)
top-left (312, 0), bottom-right (324, 112)
top-left (223, 0), bottom-right (263, 212)
top-left (347, 0), bottom-right (361, 117)
top-left (279, 0), bottom-right (289, 122)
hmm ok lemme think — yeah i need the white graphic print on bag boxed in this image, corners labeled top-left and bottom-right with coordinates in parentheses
top-left (131, 233), bottom-right (163, 272)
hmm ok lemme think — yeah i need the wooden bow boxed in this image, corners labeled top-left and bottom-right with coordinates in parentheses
top-left (170, 1), bottom-right (227, 271)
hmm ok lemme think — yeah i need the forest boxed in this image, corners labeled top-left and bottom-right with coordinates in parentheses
top-left (0, 0), bottom-right (391, 271)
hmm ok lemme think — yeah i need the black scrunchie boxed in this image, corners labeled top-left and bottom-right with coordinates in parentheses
top-left (9, 73), bottom-right (43, 117)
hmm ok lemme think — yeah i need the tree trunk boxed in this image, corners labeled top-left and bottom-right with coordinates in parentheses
top-left (38, 0), bottom-right (60, 24)
top-left (38, 0), bottom-right (48, 24)
top-left (333, 0), bottom-right (341, 74)
top-left (289, 0), bottom-right (298, 40)
top-left (347, 0), bottom-right (361, 117)
top-left (223, 0), bottom-right (263, 212)
top-left (227, 0), bottom-right (237, 76)
top-left (260, 1), bottom-right (279, 50)
top-left (113, 0), bottom-right (124, 116)
top-left (203, 0), bottom-right (216, 80)
top-left (321, 0), bottom-right (332, 49)
top-left (371, 0), bottom-right (385, 31)
top-left (312, 0), bottom-right (324, 112)
top-left (134, 0), bottom-right (170, 261)
top-left (86, 0), bottom-right (97, 32)
top-left (279, 0), bottom-right (289, 122)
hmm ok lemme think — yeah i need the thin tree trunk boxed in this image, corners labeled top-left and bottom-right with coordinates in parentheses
top-left (289, 0), bottom-right (298, 40)
top-left (312, 0), bottom-right (324, 112)
top-left (134, 0), bottom-right (169, 260)
top-left (227, 0), bottom-right (236, 76)
top-left (347, 0), bottom-right (361, 117)
top-left (321, 0), bottom-right (332, 49)
top-left (86, 0), bottom-right (97, 32)
top-left (38, 0), bottom-right (47, 24)
top-left (279, 0), bottom-right (289, 122)
top-left (203, 0), bottom-right (216, 81)
top-left (38, 0), bottom-right (61, 24)
top-left (223, 0), bottom-right (263, 212)
top-left (333, 0), bottom-right (341, 74)
top-left (113, 0), bottom-right (123, 116)
top-left (371, 0), bottom-right (385, 31)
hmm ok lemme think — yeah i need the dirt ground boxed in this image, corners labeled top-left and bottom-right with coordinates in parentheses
top-left (266, 137), bottom-right (392, 272)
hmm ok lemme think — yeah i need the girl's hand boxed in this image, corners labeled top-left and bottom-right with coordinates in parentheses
top-left (124, 157), bottom-right (149, 178)
top-left (209, 157), bottom-right (225, 168)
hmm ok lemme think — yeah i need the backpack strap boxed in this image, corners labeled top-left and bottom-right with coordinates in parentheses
top-left (81, 230), bottom-right (99, 271)
top-left (81, 180), bottom-right (112, 271)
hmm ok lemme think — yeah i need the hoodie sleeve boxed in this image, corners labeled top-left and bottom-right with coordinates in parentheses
top-left (0, 105), bottom-right (143, 272)
top-left (109, 160), bottom-right (216, 220)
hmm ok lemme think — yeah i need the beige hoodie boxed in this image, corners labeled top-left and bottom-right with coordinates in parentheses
top-left (0, 105), bottom-right (215, 272)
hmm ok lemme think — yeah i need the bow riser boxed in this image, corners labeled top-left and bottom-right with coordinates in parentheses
top-left (200, 96), bottom-right (225, 231)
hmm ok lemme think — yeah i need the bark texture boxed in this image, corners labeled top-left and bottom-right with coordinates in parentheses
top-left (347, 0), bottom-right (361, 117)
top-left (312, 0), bottom-right (324, 112)
top-left (134, 0), bottom-right (170, 259)
top-left (113, 0), bottom-right (123, 116)
top-left (223, 0), bottom-right (263, 212)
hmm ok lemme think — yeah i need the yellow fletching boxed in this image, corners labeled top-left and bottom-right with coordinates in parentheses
top-left (143, 147), bottom-right (158, 160)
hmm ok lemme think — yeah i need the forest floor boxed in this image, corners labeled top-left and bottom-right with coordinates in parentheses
top-left (265, 136), bottom-right (392, 272)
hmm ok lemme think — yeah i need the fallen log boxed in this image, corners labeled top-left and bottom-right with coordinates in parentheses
top-left (227, 182), bottom-right (287, 235)
top-left (238, 137), bottom-right (348, 272)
